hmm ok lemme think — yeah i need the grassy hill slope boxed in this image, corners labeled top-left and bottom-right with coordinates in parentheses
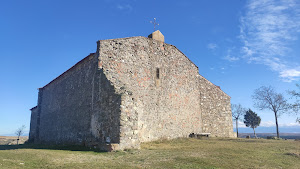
top-left (0, 138), bottom-right (299, 168)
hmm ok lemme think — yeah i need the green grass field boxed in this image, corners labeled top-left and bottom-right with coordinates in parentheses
top-left (0, 138), bottom-right (299, 168)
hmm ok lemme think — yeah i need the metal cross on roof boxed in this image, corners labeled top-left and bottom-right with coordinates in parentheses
top-left (150, 18), bottom-right (159, 32)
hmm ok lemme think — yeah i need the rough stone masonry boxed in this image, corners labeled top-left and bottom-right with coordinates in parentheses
top-left (29, 31), bottom-right (235, 150)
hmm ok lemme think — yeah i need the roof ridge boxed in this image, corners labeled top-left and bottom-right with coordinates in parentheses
top-left (41, 53), bottom-right (95, 89)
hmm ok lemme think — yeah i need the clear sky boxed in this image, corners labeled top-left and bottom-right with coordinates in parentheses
top-left (0, 0), bottom-right (300, 135)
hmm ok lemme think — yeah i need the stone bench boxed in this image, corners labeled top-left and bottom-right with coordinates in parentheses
top-left (189, 133), bottom-right (211, 139)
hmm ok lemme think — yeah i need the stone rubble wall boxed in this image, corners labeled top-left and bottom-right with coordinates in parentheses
top-left (31, 53), bottom-right (122, 147)
top-left (29, 107), bottom-right (38, 142)
top-left (89, 67), bottom-right (122, 147)
top-left (199, 76), bottom-right (234, 137)
top-left (35, 54), bottom-right (97, 145)
top-left (99, 37), bottom-right (205, 149)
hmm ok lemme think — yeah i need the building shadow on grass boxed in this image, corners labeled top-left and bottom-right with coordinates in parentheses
top-left (0, 143), bottom-right (107, 153)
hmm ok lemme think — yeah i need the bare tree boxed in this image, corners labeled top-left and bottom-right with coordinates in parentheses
top-left (231, 104), bottom-right (246, 137)
top-left (15, 125), bottom-right (26, 145)
top-left (252, 86), bottom-right (289, 139)
top-left (288, 84), bottom-right (300, 123)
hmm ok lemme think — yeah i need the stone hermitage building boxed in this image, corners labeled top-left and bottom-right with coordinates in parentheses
top-left (29, 31), bottom-right (235, 150)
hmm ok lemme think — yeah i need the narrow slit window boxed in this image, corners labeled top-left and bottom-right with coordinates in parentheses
top-left (156, 68), bottom-right (160, 79)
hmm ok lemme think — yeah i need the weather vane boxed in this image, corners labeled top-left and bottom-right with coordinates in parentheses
top-left (150, 18), bottom-right (159, 32)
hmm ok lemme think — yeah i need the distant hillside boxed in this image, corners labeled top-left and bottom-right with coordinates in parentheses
top-left (234, 126), bottom-right (300, 133)
top-left (0, 136), bottom-right (28, 145)
top-left (238, 133), bottom-right (300, 139)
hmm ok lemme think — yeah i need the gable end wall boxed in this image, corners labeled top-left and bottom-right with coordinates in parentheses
top-left (98, 37), bottom-right (233, 149)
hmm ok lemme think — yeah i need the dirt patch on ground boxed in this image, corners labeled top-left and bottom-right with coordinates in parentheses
top-left (0, 136), bottom-right (28, 145)
top-left (285, 152), bottom-right (300, 158)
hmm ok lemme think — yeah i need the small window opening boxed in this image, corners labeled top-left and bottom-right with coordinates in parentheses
top-left (156, 68), bottom-right (160, 79)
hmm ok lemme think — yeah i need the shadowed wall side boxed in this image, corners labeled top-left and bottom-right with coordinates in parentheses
top-left (29, 106), bottom-right (37, 142)
top-left (90, 68), bottom-right (122, 148)
top-left (29, 53), bottom-right (122, 148)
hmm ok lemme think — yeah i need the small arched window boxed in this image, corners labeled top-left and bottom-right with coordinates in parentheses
top-left (156, 68), bottom-right (160, 79)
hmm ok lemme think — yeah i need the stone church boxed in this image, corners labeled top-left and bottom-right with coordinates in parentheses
top-left (29, 31), bottom-right (234, 150)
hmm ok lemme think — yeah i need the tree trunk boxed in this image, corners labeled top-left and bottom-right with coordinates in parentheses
top-left (17, 136), bottom-right (19, 145)
top-left (274, 111), bottom-right (280, 139)
top-left (236, 118), bottom-right (239, 138)
top-left (253, 128), bottom-right (257, 138)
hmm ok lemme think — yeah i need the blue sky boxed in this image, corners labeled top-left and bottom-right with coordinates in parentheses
top-left (0, 0), bottom-right (300, 135)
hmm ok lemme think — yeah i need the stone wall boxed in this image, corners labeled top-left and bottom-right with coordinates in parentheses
top-left (30, 35), bottom-right (234, 150)
top-left (29, 107), bottom-right (37, 142)
top-left (199, 76), bottom-right (234, 137)
top-left (30, 53), bottom-right (122, 147)
top-left (98, 37), bottom-right (211, 149)
top-left (35, 54), bottom-right (97, 145)
top-left (90, 68), bottom-right (122, 147)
